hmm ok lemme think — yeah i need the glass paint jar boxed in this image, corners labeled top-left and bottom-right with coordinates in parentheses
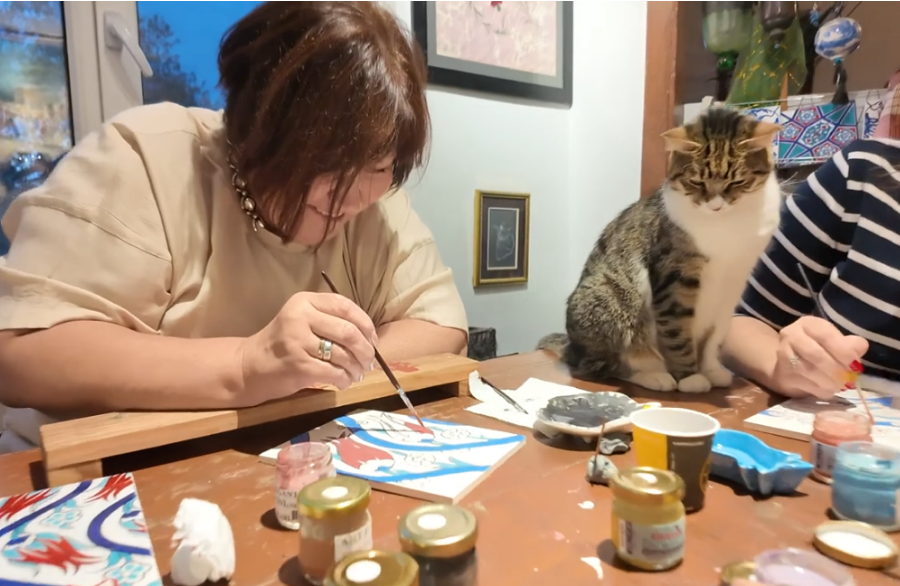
top-left (810, 411), bottom-right (871, 483)
top-left (298, 477), bottom-right (374, 585)
top-left (275, 442), bottom-right (336, 530)
top-left (609, 467), bottom-right (686, 571)
top-left (326, 550), bottom-right (420, 586)
top-left (831, 441), bottom-right (900, 532)
top-left (399, 503), bottom-right (478, 586)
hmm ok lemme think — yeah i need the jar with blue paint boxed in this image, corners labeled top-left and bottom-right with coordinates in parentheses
top-left (831, 441), bottom-right (900, 533)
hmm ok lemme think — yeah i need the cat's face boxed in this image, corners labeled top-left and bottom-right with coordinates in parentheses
top-left (663, 109), bottom-right (780, 213)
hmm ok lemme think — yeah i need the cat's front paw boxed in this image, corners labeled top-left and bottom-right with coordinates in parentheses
top-left (628, 372), bottom-right (678, 392)
top-left (678, 373), bottom-right (712, 394)
top-left (703, 367), bottom-right (733, 388)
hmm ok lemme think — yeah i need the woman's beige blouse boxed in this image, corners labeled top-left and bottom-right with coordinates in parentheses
top-left (0, 103), bottom-right (468, 450)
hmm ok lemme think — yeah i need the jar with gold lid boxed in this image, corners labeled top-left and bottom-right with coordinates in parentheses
top-left (398, 504), bottom-right (477, 586)
top-left (326, 550), bottom-right (420, 586)
top-left (298, 477), bottom-right (374, 585)
top-left (718, 560), bottom-right (756, 585)
top-left (609, 467), bottom-right (686, 571)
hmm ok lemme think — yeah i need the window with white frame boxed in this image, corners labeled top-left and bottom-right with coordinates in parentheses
top-left (0, 0), bottom-right (262, 254)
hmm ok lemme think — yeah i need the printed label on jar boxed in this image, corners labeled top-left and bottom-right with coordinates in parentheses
top-left (334, 520), bottom-right (373, 561)
top-left (275, 488), bottom-right (300, 529)
top-left (810, 439), bottom-right (837, 478)
top-left (617, 518), bottom-right (685, 564)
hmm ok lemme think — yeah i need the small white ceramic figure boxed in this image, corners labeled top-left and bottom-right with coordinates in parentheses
top-left (170, 498), bottom-right (236, 586)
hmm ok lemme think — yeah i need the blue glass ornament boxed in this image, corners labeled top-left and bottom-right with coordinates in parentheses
top-left (815, 17), bottom-right (861, 105)
top-left (814, 17), bottom-right (861, 61)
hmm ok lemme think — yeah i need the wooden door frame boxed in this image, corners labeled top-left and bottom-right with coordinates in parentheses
top-left (640, 1), bottom-right (681, 199)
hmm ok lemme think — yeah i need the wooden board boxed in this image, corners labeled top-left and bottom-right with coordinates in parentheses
top-left (39, 353), bottom-right (476, 487)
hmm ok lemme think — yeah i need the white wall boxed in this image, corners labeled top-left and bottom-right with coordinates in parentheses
top-left (389, 1), bottom-right (648, 356)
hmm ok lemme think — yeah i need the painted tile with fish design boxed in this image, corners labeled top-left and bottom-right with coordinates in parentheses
top-left (260, 410), bottom-right (525, 503)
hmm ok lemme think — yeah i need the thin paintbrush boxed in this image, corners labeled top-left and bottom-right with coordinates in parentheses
top-left (796, 263), bottom-right (874, 422)
top-left (479, 375), bottom-right (528, 414)
top-left (320, 271), bottom-right (426, 428)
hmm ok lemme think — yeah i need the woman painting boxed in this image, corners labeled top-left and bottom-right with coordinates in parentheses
top-left (0, 2), bottom-right (467, 452)
top-left (723, 131), bottom-right (900, 399)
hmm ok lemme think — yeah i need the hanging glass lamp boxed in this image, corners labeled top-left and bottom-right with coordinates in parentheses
top-left (702, 2), bottom-right (755, 101)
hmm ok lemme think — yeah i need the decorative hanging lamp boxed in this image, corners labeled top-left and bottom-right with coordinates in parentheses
top-left (814, 17), bottom-right (862, 105)
top-left (701, 2), bottom-right (755, 101)
top-left (759, 1), bottom-right (797, 48)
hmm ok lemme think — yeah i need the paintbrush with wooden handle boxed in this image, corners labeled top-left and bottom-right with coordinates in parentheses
top-left (797, 263), bottom-right (873, 422)
top-left (320, 271), bottom-right (426, 428)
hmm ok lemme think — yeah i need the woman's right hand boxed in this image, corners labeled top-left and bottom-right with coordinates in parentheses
top-left (771, 315), bottom-right (868, 399)
top-left (238, 292), bottom-right (378, 404)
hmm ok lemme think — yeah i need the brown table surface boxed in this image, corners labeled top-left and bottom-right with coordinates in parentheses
top-left (2, 351), bottom-right (898, 586)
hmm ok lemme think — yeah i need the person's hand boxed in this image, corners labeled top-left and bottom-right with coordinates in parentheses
top-left (238, 292), bottom-right (378, 404)
top-left (733, 580), bottom-right (769, 586)
top-left (771, 315), bottom-right (868, 399)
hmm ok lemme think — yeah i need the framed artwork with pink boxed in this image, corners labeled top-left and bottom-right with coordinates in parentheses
top-left (412, 1), bottom-right (573, 106)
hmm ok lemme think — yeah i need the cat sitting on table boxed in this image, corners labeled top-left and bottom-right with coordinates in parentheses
top-left (539, 108), bottom-right (782, 394)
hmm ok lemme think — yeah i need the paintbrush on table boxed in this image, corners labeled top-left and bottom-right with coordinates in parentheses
top-left (320, 271), bottom-right (426, 429)
top-left (479, 375), bottom-right (528, 414)
top-left (796, 263), bottom-right (874, 422)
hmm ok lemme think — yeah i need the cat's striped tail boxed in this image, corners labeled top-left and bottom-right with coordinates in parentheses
top-left (536, 333), bottom-right (568, 356)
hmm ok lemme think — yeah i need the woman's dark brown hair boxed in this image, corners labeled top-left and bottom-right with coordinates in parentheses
top-left (218, 1), bottom-right (429, 240)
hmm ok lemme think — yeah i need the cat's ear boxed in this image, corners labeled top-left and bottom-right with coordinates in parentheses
top-left (661, 127), bottom-right (700, 153)
top-left (740, 121), bottom-right (782, 151)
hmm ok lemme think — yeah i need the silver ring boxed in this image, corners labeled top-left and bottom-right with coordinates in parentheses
top-left (317, 338), bottom-right (333, 362)
top-left (789, 354), bottom-right (800, 370)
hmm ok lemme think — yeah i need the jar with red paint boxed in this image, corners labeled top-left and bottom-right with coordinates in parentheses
top-left (810, 411), bottom-right (872, 484)
top-left (275, 442), bottom-right (336, 530)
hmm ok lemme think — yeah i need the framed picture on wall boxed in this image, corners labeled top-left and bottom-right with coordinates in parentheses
top-left (473, 190), bottom-right (530, 287)
top-left (411, 1), bottom-right (573, 106)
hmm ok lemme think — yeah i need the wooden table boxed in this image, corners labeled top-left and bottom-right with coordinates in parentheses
top-left (2, 351), bottom-right (898, 586)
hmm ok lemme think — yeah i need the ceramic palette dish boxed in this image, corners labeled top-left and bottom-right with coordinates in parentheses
top-left (710, 429), bottom-right (813, 496)
top-left (534, 392), bottom-right (662, 438)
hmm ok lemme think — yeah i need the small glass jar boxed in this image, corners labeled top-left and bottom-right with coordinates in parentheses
top-left (831, 441), bottom-right (900, 532)
top-left (326, 550), bottom-right (419, 586)
top-left (609, 467), bottom-right (686, 571)
top-left (718, 560), bottom-right (756, 585)
top-left (275, 442), bottom-right (336, 530)
top-left (810, 411), bottom-right (872, 483)
top-left (753, 548), bottom-right (853, 586)
top-left (298, 477), bottom-right (374, 585)
top-left (398, 504), bottom-right (477, 586)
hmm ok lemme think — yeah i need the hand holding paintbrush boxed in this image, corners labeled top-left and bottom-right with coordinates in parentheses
top-left (795, 264), bottom-right (873, 422)
top-left (320, 271), bottom-right (427, 428)
top-left (233, 286), bottom-right (382, 404)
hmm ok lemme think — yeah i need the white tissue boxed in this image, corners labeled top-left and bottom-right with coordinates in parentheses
top-left (170, 498), bottom-right (235, 586)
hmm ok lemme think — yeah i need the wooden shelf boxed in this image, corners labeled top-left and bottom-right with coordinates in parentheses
top-left (40, 353), bottom-right (476, 487)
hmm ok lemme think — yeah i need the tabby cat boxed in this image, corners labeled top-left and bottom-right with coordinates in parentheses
top-left (538, 108), bottom-right (782, 393)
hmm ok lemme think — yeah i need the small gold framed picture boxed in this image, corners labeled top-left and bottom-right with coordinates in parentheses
top-left (473, 190), bottom-right (530, 287)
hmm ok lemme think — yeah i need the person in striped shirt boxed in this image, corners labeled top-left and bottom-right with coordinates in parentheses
top-left (723, 137), bottom-right (900, 399)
